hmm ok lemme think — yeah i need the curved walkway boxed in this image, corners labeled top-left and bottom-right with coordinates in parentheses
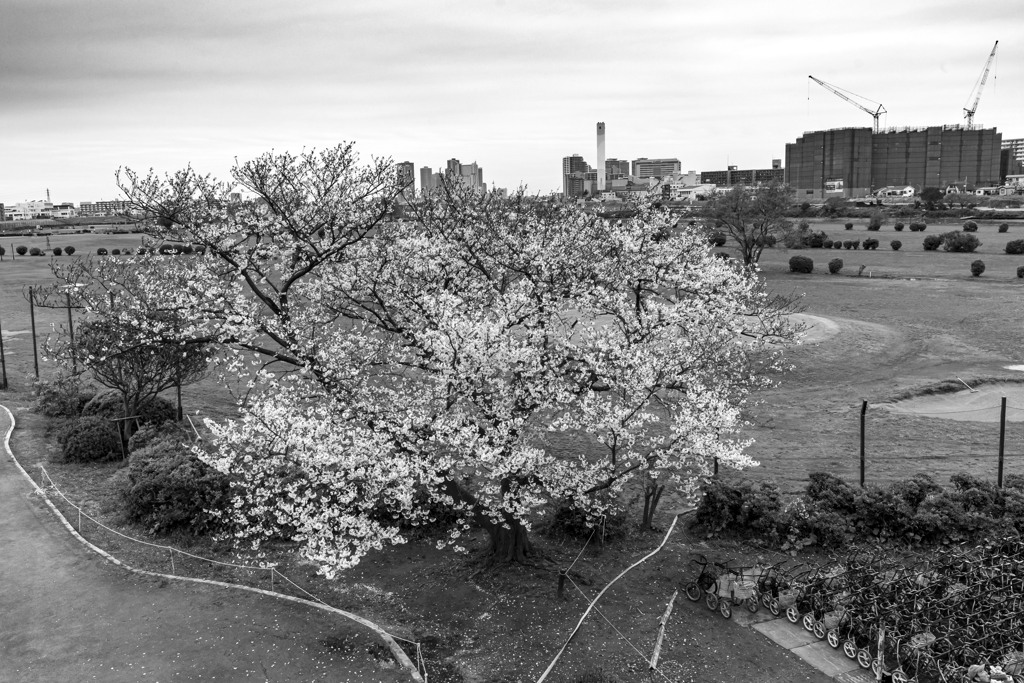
top-left (0, 406), bottom-right (407, 683)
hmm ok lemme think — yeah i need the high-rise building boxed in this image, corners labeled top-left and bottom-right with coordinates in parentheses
top-left (419, 167), bottom-right (435, 194)
top-left (562, 154), bottom-right (590, 198)
top-left (596, 122), bottom-right (606, 192)
top-left (631, 158), bottom-right (681, 179)
top-left (604, 158), bottom-right (630, 178)
top-left (785, 125), bottom-right (1003, 199)
top-left (1003, 139), bottom-right (1024, 165)
top-left (396, 161), bottom-right (415, 200)
top-left (700, 165), bottom-right (785, 187)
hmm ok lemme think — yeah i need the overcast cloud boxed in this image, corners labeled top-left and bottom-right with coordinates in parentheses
top-left (1, 0), bottom-right (1021, 202)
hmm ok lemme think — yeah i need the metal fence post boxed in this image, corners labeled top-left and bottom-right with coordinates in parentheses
top-left (998, 396), bottom-right (1007, 488)
top-left (860, 400), bottom-right (867, 488)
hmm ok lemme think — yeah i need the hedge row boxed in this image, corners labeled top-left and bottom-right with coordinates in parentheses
top-left (692, 471), bottom-right (1024, 551)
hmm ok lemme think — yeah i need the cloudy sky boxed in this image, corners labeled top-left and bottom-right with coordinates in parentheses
top-left (2, 0), bottom-right (1021, 204)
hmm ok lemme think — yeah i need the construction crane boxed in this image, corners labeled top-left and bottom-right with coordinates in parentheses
top-left (963, 40), bottom-right (998, 129)
top-left (809, 75), bottom-right (886, 134)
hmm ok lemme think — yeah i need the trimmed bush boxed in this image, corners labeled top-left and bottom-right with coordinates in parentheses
top-left (1005, 240), bottom-right (1024, 255)
top-left (0, 246), bottom-right (4, 256)
top-left (33, 376), bottom-right (98, 418)
top-left (970, 259), bottom-right (985, 277)
top-left (894, 222), bottom-right (905, 232)
top-left (891, 240), bottom-right (902, 251)
top-left (15, 245), bottom-right (28, 256)
top-left (844, 222), bottom-right (853, 230)
top-left (97, 247), bottom-right (108, 256)
top-left (545, 498), bottom-right (629, 544)
top-left (136, 248), bottom-right (148, 255)
top-left (862, 238), bottom-right (879, 250)
top-left (29, 247), bottom-right (43, 256)
top-left (807, 233), bottom-right (825, 248)
top-left (1018, 265), bottom-right (1024, 279)
top-left (708, 232), bottom-right (726, 247)
top-left (909, 222), bottom-right (927, 232)
top-left (56, 416), bottom-right (121, 462)
top-left (789, 255), bottom-right (813, 273)
top-left (828, 258), bottom-right (843, 274)
top-left (962, 221), bottom-right (978, 232)
top-left (832, 241), bottom-right (842, 249)
top-left (121, 248), bottom-right (133, 255)
top-left (942, 231), bottom-right (981, 253)
top-left (82, 390), bottom-right (177, 426)
top-left (822, 239), bottom-right (834, 249)
top-left (117, 437), bottom-right (229, 535)
top-left (842, 240), bottom-right (853, 249)
top-left (999, 223), bottom-right (1009, 233)
top-left (111, 248), bottom-right (121, 255)
top-left (52, 246), bottom-right (63, 256)
top-left (923, 235), bottom-right (942, 251)
top-left (65, 246), bottom-right (76, 255)
top-left (866, 213), bottom-right (883, 231)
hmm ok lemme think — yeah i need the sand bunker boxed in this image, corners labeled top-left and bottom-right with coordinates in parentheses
top-left (1006, 365), bottom-right (1024, 372)
top-left (790, 313), bottom-right (841, 344)
top-left (884, 382), bottom-right (1024, 422)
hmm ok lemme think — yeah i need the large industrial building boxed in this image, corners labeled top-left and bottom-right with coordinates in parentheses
top-left (785, 125), bottom-right (1003, 200)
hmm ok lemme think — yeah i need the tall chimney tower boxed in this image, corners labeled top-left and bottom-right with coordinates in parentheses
top-left (596, 122), bottom-right (606, 192)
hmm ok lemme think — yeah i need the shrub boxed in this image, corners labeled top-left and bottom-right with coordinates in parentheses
top-left (0, 246), bottom-right (4, 256)
top-left (832, 241), bottom-right (842, 249)
top-left (828, 258), bottom-right (843, 274)
top-left (33, 376), bottom-right (98, 418)
top-left (82, 390), bottom-right (177, 426)
top-left (127, 421), bottom-right (190, 454)
top-left (822, 239), bottom-right (834, 249)
top-left (909, 222), bottom-right (927, 232)
top-left (29, 247), bottom-right (43, 256)
top-left (56, 416), bottom-right (122, 462)
top-left (852, 240), bottom-right (860, 250)
top-left (923, 235), bottom-right (942, 251)
top-left (1018, 265), bottom-right (1024, 279)
top-left (862, 238), bottom-right (879, 250)
top-left (65, 246), bottom-right (76, 255)
top-left (545, 498), bottom-right (629, 544)
top-left (786, 254), bottom-right (811, 274)
top-left (1005, 240), bottom-right (1024, 255)
top-left (971, 260), bottom-right (985, 277)
top-left (807, 233), bottom-right (826, 248)
top-left (52, 247), bottom-right (63, 256)
top-left (842, 240), bottom-right (853, 249)
top-left (962, 221), bottom-right (978, 232)
top-left (97, 247), bottom-right (108, 256)
top-left (117, 438), bottom-right (229, 535)
top-left (708, 232), bottom-right (727, 247)
top-left (891, 240), bottom-right (902, 251)
top-left (15, 245), bottom-right (28, 255)
top-left (942, 231), bottom-right (981, 253)
top-left (999, 223), bottom-right (1010, 233)
top-left (806, 472), bottom-right (859, 515)
top-left (866, 212), bottom-right (884, 231)
top-left (121, 248), bottom-right (133, 255)
top-left (136, 247), bottom-right (148, 255)
top-left (111, 248), bottom-right (121, 255)
top-left (844, 222), bottom-right (853, 230)
top-left (158, 244), bottom-right (176, 255)
top-left (692, 479), bottom-right (783, 537)
top-left (894, 222), bottom-right (905, 232)
top-left (789, 255), bottom-right (813, 273)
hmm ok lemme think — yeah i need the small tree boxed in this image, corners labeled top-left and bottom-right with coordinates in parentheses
top-left (701, 183), bottom-right (794, 265)
top-left (942, 231), bottom-right (981, 253)
top-left (16, 245), bottom-right (28, 256)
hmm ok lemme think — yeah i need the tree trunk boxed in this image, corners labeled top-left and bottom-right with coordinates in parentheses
top-left (483, 515), bottom-right (534, 567)
top-left (642, 478), bottom-right (665, 531)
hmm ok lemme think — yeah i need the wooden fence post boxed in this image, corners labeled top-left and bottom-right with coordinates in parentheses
top-left (860, 400), bottom-right (867, 488)
top-left (998, 396), bottom-right (1007, 488)
top-left (29, 286), bottom-right (39, 379)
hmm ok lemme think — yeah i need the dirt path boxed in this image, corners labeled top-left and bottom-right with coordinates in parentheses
top-left (0, 408), bottom-right (407, 683)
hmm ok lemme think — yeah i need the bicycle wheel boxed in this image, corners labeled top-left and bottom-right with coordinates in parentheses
top-left (705, 592), bottom-right (719, 611)
top-left (802, 613), bottom-right (816, 632)
top-left (745, 596), bottom-right (759, 613)
top-left (786, 606), bottom-right (800, 623)
top-left (857, 649), bottom-right (873, 669)
top-left (891, 670), bottom-right (908, 683)
top-left (813, 620), bottom-right (826, 640)
top-left (826, 629), bottom-right (840, 649)
top-left (685, 582), bottom-right (701, 602)
top-left (719, 600), bottom-right (732, 619)
top-left (843, 640), bottom-right (858, 660)
top-left (768, 598), bottom-right (780, 617)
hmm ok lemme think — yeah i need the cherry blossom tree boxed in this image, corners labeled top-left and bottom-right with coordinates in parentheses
top-left (52, 144), bottom-right (793, 576)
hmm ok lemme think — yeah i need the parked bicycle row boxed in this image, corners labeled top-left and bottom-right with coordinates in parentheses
top-left (683, 538), bottom-right (1024, 682)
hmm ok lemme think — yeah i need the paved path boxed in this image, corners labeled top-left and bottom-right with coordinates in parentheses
top-left (0, 406), bottom-right (406, 683)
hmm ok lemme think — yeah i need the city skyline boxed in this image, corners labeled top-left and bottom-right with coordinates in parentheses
top-left (2, 0), bottom-right (1022, 203)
